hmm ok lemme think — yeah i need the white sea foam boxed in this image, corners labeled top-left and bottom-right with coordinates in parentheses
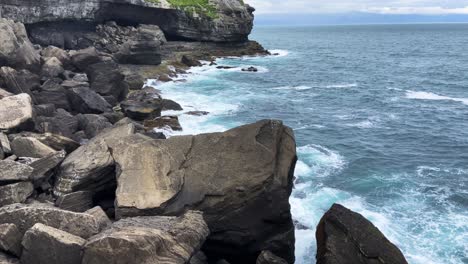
top-left (269, 49), bottom-right (290, 57)
top-left (273, 85), bottom-right (312, 91)
top-left (406, 90), bottom-right (468, 105)
top-left (297, 144), bottom-right (346, 178)
top-left (325, 83), bottom-right (358, 88)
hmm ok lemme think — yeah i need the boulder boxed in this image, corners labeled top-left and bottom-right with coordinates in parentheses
top-left (29, 150), bottom-right (66, 185)
top-left (82, 211), bottom-right (209, 264)
top-left (54, 124), bottom-right (135, 197)
top-left (77, 114), bottom-right (113, 139)
top-left (0, 160), bottom-right (33, 183)
top-left (122, 71), bottom-right (144, 91)
top-left (181, 55), bottom-right (202, 67)
top-left (0, 88), bottom-right (13, 99)
top-left (21, 223), bottom-right (86, 264)
top-left (41, 57), bottom-right (64, 78)
top-left (67, 87), bottom-right (112, 114)
top-left (190, 251), bottom-right (209, 264)
top-left (0, 18), bottom-right (40, 71)
top-left (120, 88), bottom-right (162, 121)
top-left (316, 204), bottom-right (408, 264)
top-left (34, 104), bottom-right (56, 117)
top-left (10, 137), bottom-right (56, 158)
top-left (0, 182), bottom-right (34, 207)
top-left (85, 206), bottom-right (112, 230)
top-left (33, 78), bottom-right (71, 111)
top-left (144, 115), bottom-right (182, 131)
top-left (242, 66), bottom-right (258, 72)
top-left (0, 94), bottom-right (35, 133)
top-left (0, 203), bottom-right (101, 238)
top-left (256, 251), bottom-right (288, 264)
top-left (111, 120), bottom-right (297, 263)
top-left (0, 67), bottom-right (40, 97)
top-left (41, 46), bottom-right (72, 69)
top-left (13, 132), bottom-right (79, 153)
top-left (0, 223), bottom-right (22, 257)
top-left (162, 99), bottom-right (183, 111)
top-left (0, 132), bottom-right (12, 154)
top-left (70, 47), bottom-right (102, 72)
top-left (35, 109), bottom-right (79, 138)
top-left (85, 61), bottom-right (127, 101)
top-left (0, 252), bottom-right (19, 264)
top-left (55, 191), bottom-right (94, 212)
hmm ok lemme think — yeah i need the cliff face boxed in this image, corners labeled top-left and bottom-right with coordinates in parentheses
top-left (0, 0), bottom-right (254, 42)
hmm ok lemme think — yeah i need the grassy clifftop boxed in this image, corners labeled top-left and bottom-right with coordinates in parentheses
top-left (145, 0), bottom-right (219, 18)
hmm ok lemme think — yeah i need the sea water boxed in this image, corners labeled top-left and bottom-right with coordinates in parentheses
top-left (150, 24), bottom-right (468, 264)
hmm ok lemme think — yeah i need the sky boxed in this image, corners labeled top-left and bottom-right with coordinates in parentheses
top-left (244, 0), bottom-right (468, 15)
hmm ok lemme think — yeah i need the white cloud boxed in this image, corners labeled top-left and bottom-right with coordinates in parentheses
top-left (244, 0), bottom-right (468, 15)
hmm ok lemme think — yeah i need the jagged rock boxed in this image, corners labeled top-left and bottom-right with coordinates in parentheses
top-left (144, 115), bottom-right (182, 131)
top-left (35, 109), bottom-right (79, 138)
top-left (0, 132), bottom-right (12, 154)
top-left (316, 204), bottom-right (408, 264)
top-left (72, 73), bottom-right (88, 82)
top-left (0, 93), bottom-right (34, 133)
top-left (85, 61), bottom-right (127, 101)
top-left (122, 71), bottom-right (144, 91)
top-left (29, 150), bottom-right (66, 185)
top-left (162, 99), bottom-right (183, 111)
top-left (41, 57), bottom-right (65, 78)
top-left (54, 124), bottom-right (135, 197)
top-left (186, 111), bottom-right (210, 116)
top-left (0, 88), bottom-right (13, 99)
top-left (0, 223), bottom-right (22, 257)
top-left (242, 66), bottom-right (258, 72)
top-left (10, 137), bottom-right (56, 158)
top-left (0, 203), bottom-right (101, 238)
top-left (102, 112), bottom-right (125, 125)
top-left (256, 251), bottom-right (288, 264)
top-left (70, 47), bottom-right (102, 72)
top-left (85, 206), bottom-right (112, 230)
top-left (34, 104), bottom-right (56, 117)
top-left (67, 87), bottom-right (112, 114)
top-left (77, 114), bottom-right (113, 139)
top-left (0, 182), bottom-right (34, 207)
top-left (34, 78), bottom-right (71, 111)
top-left (82, 211), bottom-right (209, 264)
top-left (61, 80), bottom-right (89, 89)
top-left (120, 88), bottom-right (162, 121)
top-left (0, 252), bottom-right (19, 264)
top-left (0, 18), bottom-right (40, 71)
top-left (13, 132), bottom-right (79, 153)
top-left (21, 223), bottom-right (86, 264)
top-left (111, 120), bottom-right (297, 263)
top-left (0, 0), bottom-right (254, 42)
top-left (0, 67), bottom-right (40, 97)
top-left (0, 160), bottom-right (33, 183)
top-left (41, 46), bottom-right (72, 69)
top-left (182, 55), bottom-right (202, 67)
top-left (56, 191), bottom-right (94, 212)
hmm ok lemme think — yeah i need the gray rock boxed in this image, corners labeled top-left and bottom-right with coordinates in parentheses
top-left (0, 182), bottom-right (34, 207)
top-left (0, 252), bottom-right (19, 264)
top-left (34, 78), bottom-right (71, 111)
top-left (13, 132), bottom-right (79, 154)
top-left (181, 55), bottom-right (202, 67)
top-left (120, 88), bottom-right (162, 121)
top-left (256, 250), bottom-right (288, 264)
top-left (0, 132), bottom-right (12, 154)
top-left (143, 115), bottom-right (182, 131)
top-left (67, 87), bottom-right (112, 114)
top-left (0, 160), bottom-right (33, 183)
top-left (316, 204), bottom-right (408, 264)
top-left (162, 99), bottom-right (183, 111)
top-left (84, 206), bottom-right (112, 230)
top-left (41, 57), bottom-right (64, 78)
top-left (111, 120), bottom-right (297, 263)
top-left (82, 211), bottom-right (209, 264)
top-left (190, 251), bottom-right (208, 264)
top-left (85, 61), bottom-right (127, 101)
top-left (0, 94), bottom-right (35, 133)
top-left (0, 67), bottom-right (40, 97)
top-left (34, 104), bottom-right (56, 117)
top-left (21, 223), bottom-right (86, 264)
top-left (54, 124), bottom-right (135, 197)
top-left (29, 150), bottom-right (66, 185)
top-left (0, 18), bottom-right (40, 71)
top-left (0, 203), bottom-right (101, 238)
top-left (0, 88), bottom-right (13, 99)
top-left (77, 114), bottom-right (113, 139)
top-left (35, 109), bottom-right (79, 138)
top-left (0, 224), bottom-right (22, 257)
top-left (10, 137), bottom-right (56, 158)
top-left (56, 191), bottom-right (93, 212)
top-left (70, 47), bottom-right (102, 72)
top-left (41, 46), bottom-right (72, 69)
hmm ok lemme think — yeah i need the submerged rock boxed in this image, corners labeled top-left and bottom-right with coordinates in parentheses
top-left (111, 120), bottom-right (297, 263)
top-left (316, 204), bottom-right (408, 264)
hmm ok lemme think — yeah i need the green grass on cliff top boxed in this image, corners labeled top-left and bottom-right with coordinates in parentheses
top-left (145, 0), bottom-right (219, 19)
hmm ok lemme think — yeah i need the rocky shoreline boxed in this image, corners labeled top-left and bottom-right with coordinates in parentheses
top-left (0, 0), bottom-right (408, 263)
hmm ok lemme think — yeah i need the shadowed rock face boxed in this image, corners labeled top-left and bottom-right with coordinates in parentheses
top-left (110, 120), bottom-right (297, 264)
top-left (0, 0), bottom-right (254, 42)
top-left (316, 204), bottom-right (408, 264)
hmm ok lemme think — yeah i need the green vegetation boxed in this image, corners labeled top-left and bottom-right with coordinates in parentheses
top-left (145, 0), bottom-right (219, 19)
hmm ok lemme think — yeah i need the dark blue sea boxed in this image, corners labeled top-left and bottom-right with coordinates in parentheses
top-left (151, 24), bottom-right (468, 264)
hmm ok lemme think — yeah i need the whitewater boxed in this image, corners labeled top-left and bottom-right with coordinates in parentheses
top-left (150, 24), bottom-right (468, 264)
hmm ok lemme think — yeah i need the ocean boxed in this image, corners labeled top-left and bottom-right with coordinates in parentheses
top-left (149, 24), bottom-right (468, 264)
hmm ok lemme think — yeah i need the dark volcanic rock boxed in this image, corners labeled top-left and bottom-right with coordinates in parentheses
top-left (111, 120), bottom-right (297, 263)
top-left (35, 108), bottom-right (79, 138)
top-left (316, 204), bottom-right (408, 264)
top-left (29, 150), bottom-right (66, 186)
top-left (85, 61), bottom-right (127, 101)
top-left (34, 78), bottom-right (71, 111)
top-left (0, 67), bottom-right (40, 98)
top-left (120, 88), bottom-right (162, 121)
top-left (256, 250), bottom-right (288, 264)
top-left (21, 223), bottom-right (86, 264)
top-left (70, 47), bottom-right (103, 72)
top-left (0, 251), bottom-right (19, 264)
top-left (10, 136), bottom-right (56, 158)
top-left (0, 223), bottom-right (22, 257)
top-left (77, 114), bottom-right (113, 139)
top-left (242, 66), bottom-right (258, 72)
top-left (82, 211), bottom-right (209, 264)
top-left (67, 87), bottom-right (112, 114)
top-left (0, 18), bottom-right (40, 72)
top-left (182, 54), bottom-right (202, 67)
top-left (0, 203), bottom-right (101, 238)
top-left (162, 99), bottom-right (183, 111)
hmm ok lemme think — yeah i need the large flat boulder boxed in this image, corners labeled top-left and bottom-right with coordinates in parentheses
top-left (54, 124), bottom-right (135, 196)
top-left (0, 160), bottom-right (33, 183)
top-left (0, 0), bottom-right (254, 43)
top-left (0, 18), bottom-right (40, 71)
top-left (82, 210), bottom-right (209, 264)
top-left (0, 203), bottom-right (101, 239)
top-left (111, 120), bottom-right (297, 263)
top-left (0, 94), bottom-right (34, 133)
top-left (21, 223), bottom-right (86, 264)
top-left (10, 137), bottom-right (56, 158)
top-left (316, 204), bottom-right (408, 264)
top-left (0, 182), bottom-right (34, 207)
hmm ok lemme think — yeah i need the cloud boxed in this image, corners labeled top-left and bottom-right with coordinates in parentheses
top-left (244, 0), bottom-right (468, 15)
